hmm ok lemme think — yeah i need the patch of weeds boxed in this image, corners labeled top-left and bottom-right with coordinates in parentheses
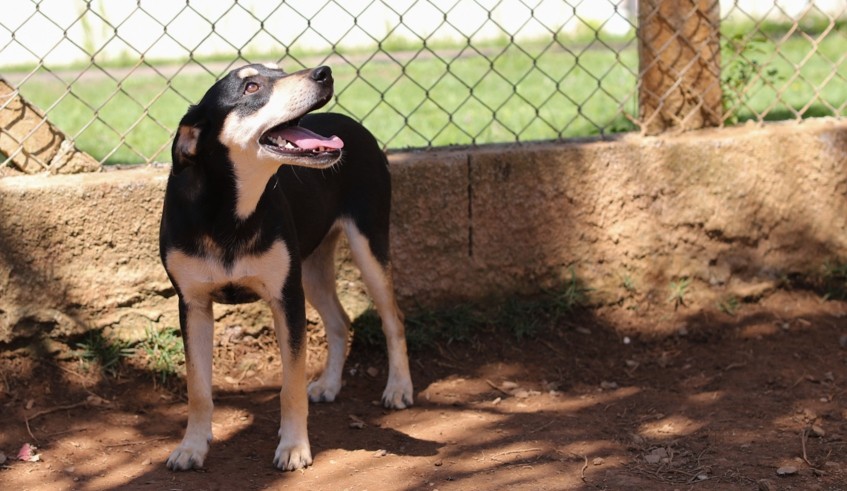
top-left (497, 296), bottom-right (546, 341)
top-left (820, 260), bottom-right (847, 300)
top-left (72, 330), bottom-right (135, 377)
top-left (621, 274), bottom-right (636, 294)
top-left (717, 295), bottom-right (740, 316)
top-left (138, 326), bottom-right (185, 384)
top-left (668, 277), bottom-right (691, 310)
top-left (721, 33), bottom-right (781, 124)
top-left (352, 303), bottom-right (481, 352)
top-left (352, 272), bottom-right (590, 350)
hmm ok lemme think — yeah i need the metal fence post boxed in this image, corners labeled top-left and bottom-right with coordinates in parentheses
top-left (638, 0), bottom-right (722, 135)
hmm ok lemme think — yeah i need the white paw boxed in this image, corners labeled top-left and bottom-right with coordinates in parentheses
top-left (166, 437), bottom-right (209, 471)
top-left (382, 378), bottom-right (414, 409)
top-left (273, 439), bottom-right (313, 471)
top-left (307, 377), bottom-right (341, 403)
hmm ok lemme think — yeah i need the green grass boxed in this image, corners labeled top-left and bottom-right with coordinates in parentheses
top-left (137, 326), bottom-right (185, 384)
top-left (8, 23), bottom-right (847, 165)
top-left (72, 330), bottom-right (136, 377)
top-left (353, 274), bottom-right (590, 351)
top-left (14, 39), bottom-right (639, 165)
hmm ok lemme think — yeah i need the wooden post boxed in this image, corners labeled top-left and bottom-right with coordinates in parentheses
top-left (638, 0), bottom-right (722, 135)
top-left (0, 78), bottom-right (100, 174)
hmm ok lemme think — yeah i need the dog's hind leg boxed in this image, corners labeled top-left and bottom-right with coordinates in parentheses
top-left (303, 226), bottom-right (352, 403)
top-left (167, 297), bottom-right (215, 470)
top-left (271, 276), bottom-right (312, 471)
top-left (342, 218), bottom-right (414, 409)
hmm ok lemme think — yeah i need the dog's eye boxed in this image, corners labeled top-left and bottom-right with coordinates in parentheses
top-left (244, 82), bottom-right (260, 94)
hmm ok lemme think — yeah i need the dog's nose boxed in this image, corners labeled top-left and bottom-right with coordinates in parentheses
top-left (311, 66), bottom-right (332, 85)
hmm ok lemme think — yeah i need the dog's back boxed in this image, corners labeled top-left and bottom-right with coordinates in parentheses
top-left (280, 112), bottom-right (391, 264)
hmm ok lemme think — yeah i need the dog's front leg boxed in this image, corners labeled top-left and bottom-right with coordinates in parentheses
top-left (270, 286), bottom-right (312, 471)
top-left (167, 296), bottom-right (215, 470)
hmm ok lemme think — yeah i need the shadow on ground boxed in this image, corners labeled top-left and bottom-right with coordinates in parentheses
top-left (1, 288), bottom-right (846, 490)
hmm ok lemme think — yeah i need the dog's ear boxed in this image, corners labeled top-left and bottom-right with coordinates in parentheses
top-left (171, 105), bottom-right (204, 174)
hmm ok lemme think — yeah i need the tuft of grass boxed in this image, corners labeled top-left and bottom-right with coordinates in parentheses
top-left (717, 295), bottom-right (740, 316)
top-left (668, 277), bottom-right (691, 310)
top-left (820, 260), bottom-right (847, 301)
top-left (138, 326), bottom-right (185, 384)
top-left (353, 273), bottom-right (590, 351)
top-left (72, 330), bottom-right (135, 377)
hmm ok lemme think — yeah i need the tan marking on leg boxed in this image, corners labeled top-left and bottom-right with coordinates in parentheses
top-left (271, 301), bottom-right (312, 470)
top-left (303, 227), bottom-right (350, 403)
top-left (342, 219), bottom-right (413, 409)
top-left (167, 297), bottom-right (214, 470)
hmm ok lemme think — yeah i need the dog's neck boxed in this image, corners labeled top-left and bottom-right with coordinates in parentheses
top-left (228, 147), bottom-right (282, 220)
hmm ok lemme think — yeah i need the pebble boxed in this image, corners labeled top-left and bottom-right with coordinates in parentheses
top-left (757, 478), bottom-right (776, 491)
top-left (592, 457), bottom-right (605, 466)
top-left (811, 424), bottom-right (826, 437)
top-left (373, 449), bottom-right (387, 458)
top-left (776, 465), bottom-right (798, 476)
top-left (600, 381), bottom-right (618, 390)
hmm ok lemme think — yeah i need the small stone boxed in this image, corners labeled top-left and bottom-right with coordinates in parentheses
top-left (348, 414), bottom-right (366, 429)
top-left (500, 381), bottom-right (519, 391)
top-left (576, 327), bottom-right (591, 335)
top-left (142, 458), bottom-right (152, 465)
top-left (757, 478), bottom-right (776, 491)
top-left (622, 336), bottom-right (631, 345)
top-left (63, 466), bottom-right (75, 474)
top-left (696, 474), bottom-right (708, 481)
top-left (367, 367), bottom-right (379, 377)
top-left (625, 360), bottom-right (638, 368)
top-left (776, 465), bottom-right (798, 476)
top-left (644, 454), bottom-right (661, 464)
top-left (513, 389), bottom-right (530, 399)
top-left (810, 425), bottom-right (826, 437)
top-left (592, 457), bottom-right (605, 466)
top-left (373, 449), bottom-right (387, 458)
top-left (644, 448), bottom-right (667, 464)
top-left (434, 460), bottom-right (443, 467)
top-left (600, 381), bottom-right (618, 390)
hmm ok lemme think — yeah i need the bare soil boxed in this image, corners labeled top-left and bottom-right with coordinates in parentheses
top-left (1, 289), bottom-right (846, 490)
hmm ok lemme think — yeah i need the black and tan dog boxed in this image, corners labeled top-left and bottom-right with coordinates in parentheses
top-left (159, 64), bottom-right (413, 471)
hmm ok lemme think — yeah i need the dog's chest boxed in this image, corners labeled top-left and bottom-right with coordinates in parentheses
top-left (165, 240), bottom-right (291, 303)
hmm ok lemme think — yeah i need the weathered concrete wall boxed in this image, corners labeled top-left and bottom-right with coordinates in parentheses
top-left (2, 119), bottom-right (847, 343)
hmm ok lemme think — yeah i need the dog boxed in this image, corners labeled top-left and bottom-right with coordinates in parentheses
top-left (159, 63), bottom-right (413, 471)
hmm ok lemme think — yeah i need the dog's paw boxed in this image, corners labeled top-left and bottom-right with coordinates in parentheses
top-left (307, 378), bottom-right (341, 403)
top-left (273, 440), bottom-right (313, 471)
top-left (381, 379), bottom-right (414, 409)
top-left (166, 438), bottom-right (209, 471)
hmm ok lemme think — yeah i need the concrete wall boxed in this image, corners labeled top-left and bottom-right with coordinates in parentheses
top-left (2, 119), bottom-right (847, 343)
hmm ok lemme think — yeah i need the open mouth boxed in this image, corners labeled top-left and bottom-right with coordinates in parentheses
top-left (259, 119), bottom-right (344, 158)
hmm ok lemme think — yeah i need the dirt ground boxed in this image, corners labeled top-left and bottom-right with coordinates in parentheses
top-left (1, 289), bottom-right (846, 490)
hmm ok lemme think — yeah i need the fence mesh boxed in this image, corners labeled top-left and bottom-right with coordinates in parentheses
top-left (0, 1), bottom-right (844, 172)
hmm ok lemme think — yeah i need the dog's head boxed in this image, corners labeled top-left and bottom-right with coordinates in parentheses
top-left (172, 64), bottom-right (344, 174)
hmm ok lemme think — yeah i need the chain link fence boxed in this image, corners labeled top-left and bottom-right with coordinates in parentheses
top-left (0, 1), bottom-right (844, 173)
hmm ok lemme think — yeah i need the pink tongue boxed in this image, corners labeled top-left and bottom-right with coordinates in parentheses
top-left (277, 126), bottom-right (344, 150)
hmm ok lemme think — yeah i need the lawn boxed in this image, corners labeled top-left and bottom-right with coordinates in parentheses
top-left (9, 27), bottom-right (847, 165)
